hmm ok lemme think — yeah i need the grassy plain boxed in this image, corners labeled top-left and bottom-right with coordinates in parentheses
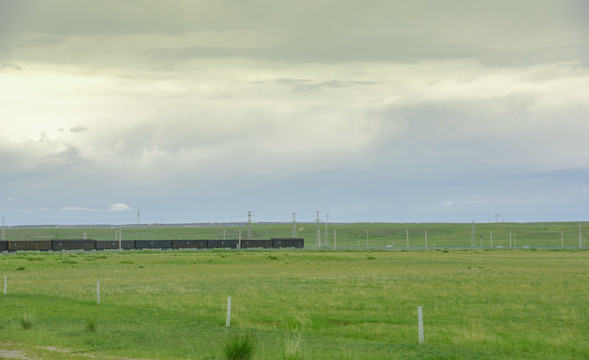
top-left (4, 221), bottom-right (588, 249)
top-left (0, 249), bottom-right (587, 359)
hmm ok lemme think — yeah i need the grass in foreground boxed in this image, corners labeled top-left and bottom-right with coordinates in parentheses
top-left (0, 249), bottom-right (587, 359)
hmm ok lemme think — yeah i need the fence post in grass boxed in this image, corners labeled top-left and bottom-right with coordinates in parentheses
top-left (4, 276), bottom-right (6, 295)
top-left (407, 230), bottom-right (409, 249)
top-left (561, 232), bottom-right (564, 248)
top-left (509, 231), bottom-right (512, 249)
top-left (490, 232), bottom-right (493, 248)
top-left (226, 296), bottom-right (232, 327)
top-left (334, 229), bottom-right (336, 250)
top-left (418, 306), bottom-right (424, 345)
top-left (97, 281), bottom-right (100, 305)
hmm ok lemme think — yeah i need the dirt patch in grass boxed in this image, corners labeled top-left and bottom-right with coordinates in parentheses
top-left (0, 342), bottom-right (153, 360)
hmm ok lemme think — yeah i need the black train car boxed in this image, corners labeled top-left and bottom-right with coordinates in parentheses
top-left (95, 240), bottom-right (135, 250)
top-left (240, 239), bottom-right (273, 249)
top-left (135, 240), bottom-right (172, 250)
top-left (171, 240), bottom-right (207, 249)
top-left (271, 238), bottom-right (304, 249)
top-left (0, 241), bottom-right (6, 251)
top-left (8, 240), bottom-right (52, 251)
top-left (52, 239), bottom-right (96, 251)
top-left (207, 239), bottom-right (239, 249)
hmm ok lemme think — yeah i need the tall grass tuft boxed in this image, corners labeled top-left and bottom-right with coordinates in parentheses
top-left (223, 332), bottom-right (256, 360)
top-left (19, 312), bottom-right (37, 330)
top-left (282, 333), bottom-right (304, 360)
top-left (85, 318), bottom-right (98, 332)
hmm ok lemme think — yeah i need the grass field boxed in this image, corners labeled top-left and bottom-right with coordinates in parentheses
top-left (0, 248), bottom-right (588, 359)
top-left (3, 221), bottom-right (588, 249)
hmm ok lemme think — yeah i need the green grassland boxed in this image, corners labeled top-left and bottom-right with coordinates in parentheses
top-left (3, 221), bottom-right (587, 249)
top-left (1, 248), bottom-right (588, 359)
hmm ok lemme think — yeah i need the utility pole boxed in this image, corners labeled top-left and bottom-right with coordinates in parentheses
top-left (324, 214), bottom-right (329, 248)
top-left (580, 222), bottom-right (583, 249)
top-left (315, 211), bottom-right (321, 248)
top-left (247, 211), bottom-right (253, 240)
top-left (291, 212), bottom-right (297, 238)
top-left (333, 229), bottom-right (337, 250)
top-left (137, 210), bottom-right (141, 225)
top-left (366, 229), bottom-right (369, 249)
top-left (471, 221), bottom-right (475, 248)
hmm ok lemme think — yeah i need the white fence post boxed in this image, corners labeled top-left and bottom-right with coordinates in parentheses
top-left (97, 281), bottom-right (100, 305)
top-left (3, 276), bottom-right (6, 295)
top-left (226, 296), bottom-right (232, 327)
top-left (418, 306), bottom-right (424, 345)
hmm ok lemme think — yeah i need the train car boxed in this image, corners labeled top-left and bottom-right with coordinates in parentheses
top-left (0, 241), bottom-right (6, 252)
top-left (207, 239), bottom-right (239, 249)
top-left (240, 239), bottom-right (272, 249)
top-left (95, 240), bottom-right (135, 250)
top-left (8, 240), bottom-right (52, 251)
top-left (135, 240), bottom-right (172, 250)
top-left (171, 239), bottom-right (207, 249)
top-left (271, 238), bottom-right (304, 249)
top-left (52, 239), bottom-right (96, 251)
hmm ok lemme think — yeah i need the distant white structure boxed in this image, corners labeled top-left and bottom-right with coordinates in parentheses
top-left (247, 211), bottom-right (253, 240)
top-left (315, 211), bottom-right (321, 248)
top-left (291, 212), bottom-right (297, 238)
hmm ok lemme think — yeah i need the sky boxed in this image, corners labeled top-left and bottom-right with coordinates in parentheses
top-left (1, 0), bottom-right (588, 225)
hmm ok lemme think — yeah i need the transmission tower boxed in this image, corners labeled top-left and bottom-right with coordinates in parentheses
top-left (247, 211), bottom-right (253, 240)
top-left (291, 212), bottom-right (297, 238)
top-left (315, 211), bottom-right (321, 248)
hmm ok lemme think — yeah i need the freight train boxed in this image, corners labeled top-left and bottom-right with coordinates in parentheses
top-left (0, 238), bottom-right (304, 252)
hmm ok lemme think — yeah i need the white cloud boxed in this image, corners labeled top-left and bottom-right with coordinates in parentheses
top-left (5, 197), bottom-right (13, 202)
top-left (440, 200), bottom-right (454, 207)
top-left (108, 203), bottom-right (132, 212)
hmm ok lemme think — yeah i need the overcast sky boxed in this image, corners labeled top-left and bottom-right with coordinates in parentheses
top-left (1, 0), bottom-right (588, 225)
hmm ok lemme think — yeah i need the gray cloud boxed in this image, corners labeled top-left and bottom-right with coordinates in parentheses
top-left (2, 1), bottom-right (587, 68)
top-left (274, 79), bottom-right (378, 92)
top-left (0, 61), bottom-right (21, 71)
top-left (70, 126), bottom-right (88, 133)
top-left (1, 1), bottom-right (588, 224)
